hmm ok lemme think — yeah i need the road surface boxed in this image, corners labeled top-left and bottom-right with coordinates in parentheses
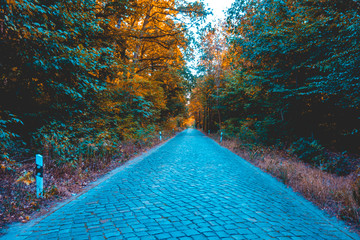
top-left (1, 129), bottom-right (358, 239)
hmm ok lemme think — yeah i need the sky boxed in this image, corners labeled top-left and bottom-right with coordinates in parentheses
top-left (202, 0), bottom-right (235, 21)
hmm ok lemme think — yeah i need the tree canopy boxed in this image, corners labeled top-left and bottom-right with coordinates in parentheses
top-left (0, 0), bottom-right (206, 168)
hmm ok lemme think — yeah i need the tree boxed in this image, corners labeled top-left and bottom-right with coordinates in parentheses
top-left (0, 0), bottom-right (207, 165)
top-left (191, 0), bottom-right (360, 152)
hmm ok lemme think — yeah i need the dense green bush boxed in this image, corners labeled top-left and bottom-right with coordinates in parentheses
top-left (222, 119), bottom-right (241, 138)
top-left (324, 152), bottom-right (352, 176)
top-left (288, 138), bottom-right (326, 167)
top-left (223, 119), bottom-right (258, 143)
top-left (288, 138), bottom-right (352, 175)
top-left (253, 117), bottom-right (283, 146)
top-left (0, 112), bottom-right (27, 170)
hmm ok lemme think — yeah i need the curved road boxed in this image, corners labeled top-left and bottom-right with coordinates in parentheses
top-left (2, 129), bottom-right (359, 239)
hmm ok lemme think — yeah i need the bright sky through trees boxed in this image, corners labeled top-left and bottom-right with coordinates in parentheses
top-left (202, 0), bottom-right (234, 21)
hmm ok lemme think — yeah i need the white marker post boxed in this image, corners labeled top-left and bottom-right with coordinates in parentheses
top-left (159, 131), bottom-right (162, 141)
top-left (220, 132), bottom-right (223, 143)
top-left (36, 154), bottom-right (43, 198)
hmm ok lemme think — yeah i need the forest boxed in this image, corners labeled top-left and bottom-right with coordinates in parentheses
top-left (1, 0), bottom-right (360, 230)
top-left (0, 0), bottom-right (205, 225)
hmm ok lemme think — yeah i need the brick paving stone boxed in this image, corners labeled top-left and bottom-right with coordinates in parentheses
top-left (121, 233), bottom-right (137, 239)
top-left (202, 231), bottom-right (217, 237)
top-left (215, 231), bottom-right (229, 238)
top-left (183, 229), bottom-right (199, 236)
top-left (140, 236), bottom-right (156, 240)
top-left (2, 129), bottom-right (359, 240)
top-left (155, 233), bottom-right (172, 239)
top-left (88, 236), bottom-right (104, 240)
top-left (147, 229), bottom-right (163, 235)
top-left (190, 234), bottom-right (207, 239)
top-left (207, 236), bottom-right (221, 240)
top-left (169, 231), bottom-right (185, 238)
top-left (232, 235), bottom-right (247, 240)
top-left (196, 227), bottom-right (212, 233)
top-left (104, 231), bottom-right (121, 238)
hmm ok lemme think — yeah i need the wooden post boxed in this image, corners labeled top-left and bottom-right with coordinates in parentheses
top-left (36, 154), bottom-right (43, 198)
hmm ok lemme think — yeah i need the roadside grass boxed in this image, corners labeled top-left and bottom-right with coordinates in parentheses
top-left (0, 130), bottom-right (176, 233)
top-left (211, 135), bottom-right (360, 232)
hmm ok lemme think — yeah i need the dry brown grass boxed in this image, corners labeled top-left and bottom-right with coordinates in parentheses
top-left (214, 136), bottom-right (360, 231)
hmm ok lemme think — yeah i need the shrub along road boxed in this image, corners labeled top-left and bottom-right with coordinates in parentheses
top-left (1, 129), bottom-right (358, 239)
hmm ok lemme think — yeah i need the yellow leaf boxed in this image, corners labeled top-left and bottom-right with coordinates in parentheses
top-left (16, 171), bottom-right (35, 186)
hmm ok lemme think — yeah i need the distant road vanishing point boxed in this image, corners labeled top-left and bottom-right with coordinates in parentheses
top-left (1, 129), bottom-right (359, 239)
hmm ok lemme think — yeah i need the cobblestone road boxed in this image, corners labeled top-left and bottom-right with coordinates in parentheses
top-left (2, 129), bottom-right (359, 239)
